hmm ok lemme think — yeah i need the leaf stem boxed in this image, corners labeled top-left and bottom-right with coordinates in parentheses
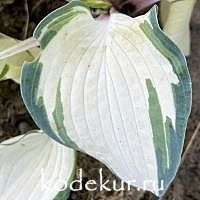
top-left (0, 37), bottom-right (40, 60)
top-left (181, 122), bottom-right (200, 164)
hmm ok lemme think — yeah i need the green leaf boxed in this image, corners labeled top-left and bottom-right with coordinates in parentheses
top-left (0, 64), bottom-right (9, 79)
top-left (21, 1), bottom-right (192, 196)
top-left (80, 0), bottom-right (112, 9)
top-left (0, 33), bottom-right (40, 83)
top-left (0, 130), bottom-right (76, 200)
top-left (160, 0), bottom-right (196, 56)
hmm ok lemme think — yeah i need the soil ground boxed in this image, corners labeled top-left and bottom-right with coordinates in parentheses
top-left (0, 1), bottom-right (200, 200)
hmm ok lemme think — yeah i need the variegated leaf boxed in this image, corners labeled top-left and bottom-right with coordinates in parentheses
top-left (0, 131), bottom-right (76, 200)
top-left (21, 1), bottom-right (192, 196)
top-left (160, 0), bottom-right (196, 56)
top-left (0, 33), bottom-right (40, 83)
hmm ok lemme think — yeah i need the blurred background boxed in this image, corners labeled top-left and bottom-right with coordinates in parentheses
top-left (0, 0), bottom-right (199, 199)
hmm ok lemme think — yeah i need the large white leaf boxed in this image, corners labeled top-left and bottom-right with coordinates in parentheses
top-left (160, 0), bottom-right (196, 56)
top-left (0, 131), bottom-right (76, 200)
top-left (21, 0), bottom-right (192, 196)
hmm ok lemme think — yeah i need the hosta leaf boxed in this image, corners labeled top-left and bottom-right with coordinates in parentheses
top-left (80, 0), bottom-right (112, 9)
top-left (160, 0), bottom-right (196, 56)
top-left (0, 33), bottom-right (40, 83)
top-left (21, 1), bottom-right (192, 196)
top-left (0, 131), bottom-right (76, 200)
